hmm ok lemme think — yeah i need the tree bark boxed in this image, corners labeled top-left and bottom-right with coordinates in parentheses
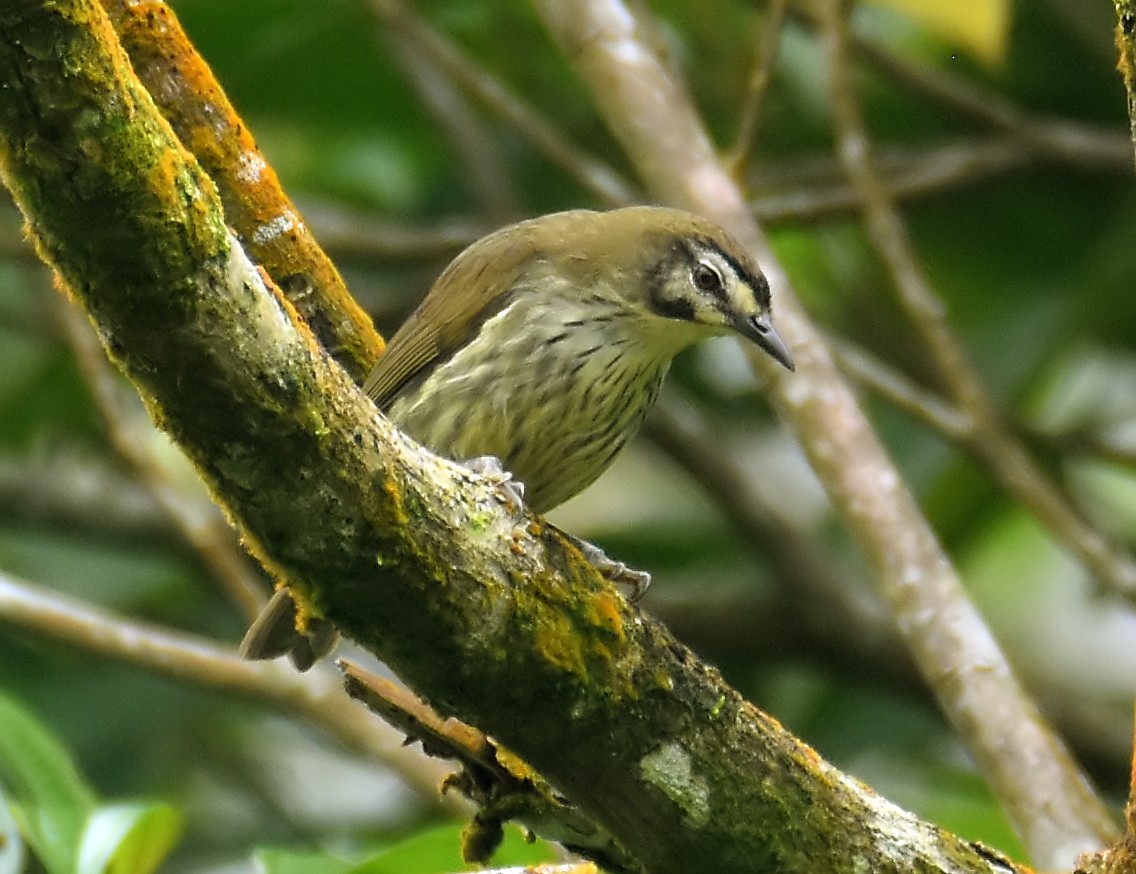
top-left (0, 0), bottom-right (1074, 871)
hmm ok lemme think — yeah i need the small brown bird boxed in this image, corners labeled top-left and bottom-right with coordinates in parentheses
top-left (242, 206), bottom-right (793, 668)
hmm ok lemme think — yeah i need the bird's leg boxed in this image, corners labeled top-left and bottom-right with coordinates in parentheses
top-left (459, 457), bottom-right (650, 600)
top-left (461, 455), bottom-right (526, 508)
top-left (559, 528), bottom-right (652, 602)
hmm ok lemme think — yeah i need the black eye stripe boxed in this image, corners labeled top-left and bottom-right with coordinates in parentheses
top-left (687, 237), bottom-right (771, 310)
top-left (647, 237), bottom-right (770, 322)
top-left (721, 250), bottom-right (770, 308)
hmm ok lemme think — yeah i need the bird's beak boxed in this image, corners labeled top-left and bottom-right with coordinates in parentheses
top-left (741, 312), bottom-right (795, 372)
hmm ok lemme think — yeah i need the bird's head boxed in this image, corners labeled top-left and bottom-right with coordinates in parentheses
top-left (572, 206), bottom-right (795, 371)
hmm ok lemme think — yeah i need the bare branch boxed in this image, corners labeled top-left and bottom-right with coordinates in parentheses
top-left (818, 2), bottom-right (1121, 861)
top-left (725, 0), bottom-right (789, 177)
top-left (369, 0), bottom-right (637, 207)
top-left (0, 570), bottom-right (460, 808)
top-left (532, 0), bottom-right (1119, 865)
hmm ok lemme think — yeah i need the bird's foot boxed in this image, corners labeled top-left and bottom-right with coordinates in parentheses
top-left (567, 533), bottom-right (651, 602)
top-left (461, 455), bottom-right (526, 508)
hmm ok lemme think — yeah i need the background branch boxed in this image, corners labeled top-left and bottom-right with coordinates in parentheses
top-left (0, 0), bottom-right (1064, 871)
top-left (531, 0), bottom-right (1119, 866)
top-left (0, 570), bottom-right (460, 810)
top-left (100, 0), bottom-right (384, 380)
top-left (0, 0), bottom-right (1133, 870)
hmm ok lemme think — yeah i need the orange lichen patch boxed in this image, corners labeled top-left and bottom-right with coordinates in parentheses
top-left (380, 475), bottom-right (411, 531)
top-left (532, 612), bottom-right (586, 678)
top-left (100, 0), bottom-right (384, 381)
top-left (146, 146), bottom-right (183, 200)
top-left (582, 589), bottom-right (625, 642)
top-left (492, 744), bottom-right (541, 784)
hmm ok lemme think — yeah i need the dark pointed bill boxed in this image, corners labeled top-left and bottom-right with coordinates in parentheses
top-left (739, 312), bottom-right (794, 371)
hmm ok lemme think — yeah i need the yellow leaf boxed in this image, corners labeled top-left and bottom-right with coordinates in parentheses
top-left (867, 0), bottom-right (1011, 65)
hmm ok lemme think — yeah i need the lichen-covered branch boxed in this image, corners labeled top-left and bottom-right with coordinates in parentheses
top-left (99, 0), bottom-right (383, 381)
top-left (1117, 0), bottom-right (1136, 170)
top-left (0, 0), bottom-right (1046, 871)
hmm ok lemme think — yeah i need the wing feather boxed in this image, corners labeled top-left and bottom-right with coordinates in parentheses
top-left (363, 211), bottom-right (599, 408)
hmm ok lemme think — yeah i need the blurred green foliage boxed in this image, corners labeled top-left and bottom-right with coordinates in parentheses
top-left (1, 0), bottom-right (1134, 870)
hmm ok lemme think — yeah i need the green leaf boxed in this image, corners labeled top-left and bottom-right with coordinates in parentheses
top-left (76, 802), bottom-right (182, 874)
top-left (348, 823), bottom-right (554, 874)
top-left (253, 847), bottom-right (353, 874)
top-left (0, 692), bottom-right (94, 874)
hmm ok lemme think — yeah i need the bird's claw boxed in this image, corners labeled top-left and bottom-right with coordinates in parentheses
top-left (462, 455), bottom-right (526, 507)
top-left (570, 535), bottom-right (651, 601)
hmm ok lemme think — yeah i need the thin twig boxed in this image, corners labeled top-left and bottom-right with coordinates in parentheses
top-left (0, 569), bottom-right (461, 811)
top-left (341, 660), bottom-right (633, 870)
top-left (1026, 423), bottom-right (1136, 470)
top-left (825, 334), bottom-right (972, 439)
top-left (753, 136), bottom-right (1042, 223)
top-left (726, 0), bottom-right (789, 177)
top-left (369, 0), bottom-right (637, 207)
top-left (57, 298), bottom-right (268, 622)
top-left (852, 34), bottom-right (1128, 169)
top-left (821, 4), bottom-right (1136, 607)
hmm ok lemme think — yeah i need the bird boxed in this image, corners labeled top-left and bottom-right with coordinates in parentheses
top-left (241, 205), bottom-right (794, 669)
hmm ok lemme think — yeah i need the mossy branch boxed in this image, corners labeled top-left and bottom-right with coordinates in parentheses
top-left (0, 0), bottom-right (1054, 871)
top-left (99, 0), bottom-right (384, 381)
top-left (1117, 0), bottom-right (1136, 171)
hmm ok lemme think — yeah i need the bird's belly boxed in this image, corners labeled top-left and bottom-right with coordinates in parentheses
top-left (385, 330), bottom-right (668, 513)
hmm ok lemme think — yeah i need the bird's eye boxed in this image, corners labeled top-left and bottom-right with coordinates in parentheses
top-left (691, 261), bottom-right (724, 294)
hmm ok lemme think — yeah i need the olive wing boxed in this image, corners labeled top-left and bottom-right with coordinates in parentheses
top-left (362, 228), bottom-right (539, 408)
